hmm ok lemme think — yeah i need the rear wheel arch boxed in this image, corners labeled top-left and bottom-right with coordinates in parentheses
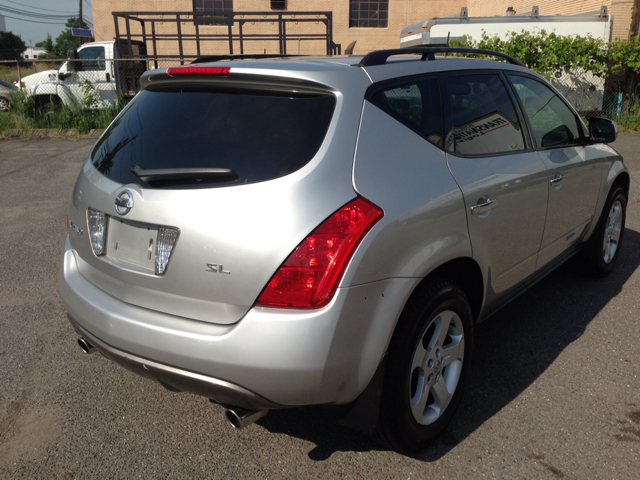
top-left (416, 257), bottom-right (484, 323)
top-left (375, 277), bottom-right (475, 452)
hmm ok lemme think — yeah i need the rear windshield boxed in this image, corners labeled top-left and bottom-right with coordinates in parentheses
top-left (91, 88), bottom-right (336, 188)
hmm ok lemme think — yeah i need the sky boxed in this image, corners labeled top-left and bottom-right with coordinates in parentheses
top-left (0, 0), bottom-right (93, 46)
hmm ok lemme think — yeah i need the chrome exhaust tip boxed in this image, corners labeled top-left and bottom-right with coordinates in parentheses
top-left (224, 407), bottom-right (268, 429)
top-left (77, 337), bottom-right (96, 354)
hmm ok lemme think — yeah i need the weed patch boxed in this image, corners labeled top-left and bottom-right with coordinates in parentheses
top-left (1, 90), bottom-right (120, 135)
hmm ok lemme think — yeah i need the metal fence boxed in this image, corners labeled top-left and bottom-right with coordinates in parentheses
top-left (601, 74), bottom-right (639, 120)
top-left (1, 57), bottom-right (639, 122)
top-left (0, 58), bottom-right (189, 109)
top-left (548, 68), bottom-right (638, 120)
top-left (113, 11), bottom-right (341, 58)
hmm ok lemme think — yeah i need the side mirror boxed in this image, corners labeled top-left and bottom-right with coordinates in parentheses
top-left (68, 49), bottom-right (82, 72)
top-left (589, 117), bottom-right (618, 143)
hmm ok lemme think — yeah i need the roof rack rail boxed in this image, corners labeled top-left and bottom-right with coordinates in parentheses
top-left (358, 47), bottom-right (525, 67)
top-left (191, 54), bottom-right (305, 64)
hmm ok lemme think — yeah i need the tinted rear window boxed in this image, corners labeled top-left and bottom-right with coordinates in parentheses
top-left (91, 88), bottom-right (336, 188)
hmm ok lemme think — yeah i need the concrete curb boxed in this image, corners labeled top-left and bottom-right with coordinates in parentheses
top-left (0, 128), bottom-right (104, 139)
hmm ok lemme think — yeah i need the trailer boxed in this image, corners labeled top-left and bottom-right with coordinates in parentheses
top-left (400, 7), bottom-right (612, 112)
top-left (400, 6), bottom-right (612, 48)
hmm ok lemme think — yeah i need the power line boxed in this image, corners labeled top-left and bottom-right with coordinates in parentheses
top-left (0, 2), bottom-right (94, 33)
top-left (0, 14), bottom-right (92, 27)
top-left (0, 4), bottom-right (93, 26)
top-left (0, 5), bottom-right (73, 19)
top-left (0, 13), bottom-right (68, 24)
top-left (3, 0), bottom-right (78, 15)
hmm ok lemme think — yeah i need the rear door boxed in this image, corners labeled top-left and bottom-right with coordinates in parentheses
top-left (443, 72), bottom-right (549, 305)
top-left (507, 74), bottom-right (603, 269)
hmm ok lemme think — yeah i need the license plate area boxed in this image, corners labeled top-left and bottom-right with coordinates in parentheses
top-left (107, 217), bottom-right (159, 272)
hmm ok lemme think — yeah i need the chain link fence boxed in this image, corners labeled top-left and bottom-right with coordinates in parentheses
top-left (547, 68), bottom-right (638, 121)
top-left (601, 74), bottom-right (638, 121)
top-left (547, 69), bottom-right (605, 116)
top-left (2, 57), bottom-right (639, 125)
top-left (0, 58), bottom-right (190, 111)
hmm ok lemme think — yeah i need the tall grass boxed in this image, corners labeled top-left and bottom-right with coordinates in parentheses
top-left (0, 61), bottom-right (62, 84)
top-left (1, 61), bottom-right (126, 134)
top-left (617, 112), bottom-right (640, 131)
top-left (1, 90), bottom-right (121, 134)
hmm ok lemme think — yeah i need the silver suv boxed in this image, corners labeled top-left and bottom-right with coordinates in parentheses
top-left (59, 47), bottom-right (629, 453)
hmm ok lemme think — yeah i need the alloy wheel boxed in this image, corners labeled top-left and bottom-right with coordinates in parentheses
top-left (603, 200), bottom-right (623, 264)
top-left (409, 309), bottom-right (465, 425)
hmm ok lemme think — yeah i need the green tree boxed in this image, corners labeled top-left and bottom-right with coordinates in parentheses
top-left (607, 35), bottom-right (640, 113)
top-left (35, 34), bottom-right (54, 56)
top-left (450, 30), bottom-right (607, 77)
top-left (607, 34), bottom-right (640, 76)
top-left (0, 31), bottom-right (27, 60)
top-left (52, 18), bottom-right (92, 58)
top-left (450, 30), bottom-right (640, 117)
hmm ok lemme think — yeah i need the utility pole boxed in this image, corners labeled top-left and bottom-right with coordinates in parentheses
top-left (631, 0), bottom-right (640, 39)
top-left (79, 0), bottom-right (83, 47)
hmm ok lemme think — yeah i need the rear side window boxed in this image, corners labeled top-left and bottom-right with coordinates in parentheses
top-left (444, 73), bottom-right (525, 156)
top-left (91, 88), bottom-right (336, 188)
top-left (368, 77), bottom-right (444, 147)
top-left (508, 75), bottom-right (582, 148)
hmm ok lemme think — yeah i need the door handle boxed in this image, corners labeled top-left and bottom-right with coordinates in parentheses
top-left (471, 197), bottom-right (497, 215)
top-left (550, 173), bottom-right (566, 187)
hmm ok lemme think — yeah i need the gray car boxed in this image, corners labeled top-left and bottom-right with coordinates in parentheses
top-left (0, 79), bottom-right (18, 111)
top-left (59, 47), bottom-right (628, 454)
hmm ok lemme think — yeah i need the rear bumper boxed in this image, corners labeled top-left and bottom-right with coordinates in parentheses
top-left (59, 236), bottom-right (417, 407)
top-left (69, 315), bottom-right (281, 410)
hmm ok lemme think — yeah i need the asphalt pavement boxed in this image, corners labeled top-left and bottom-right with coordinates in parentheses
top-left (0, 134), bottom-right (639, 478)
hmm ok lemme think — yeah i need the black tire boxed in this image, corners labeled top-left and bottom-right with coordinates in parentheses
top-left (582, 184), bottom-right (627, 277)
top-left (0, 96), bottom-right (9, 112)
top-left (375, 279), bottom-right (474, 454)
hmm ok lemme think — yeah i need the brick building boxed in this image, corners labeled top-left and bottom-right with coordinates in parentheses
top-left (91, 1), bottom-right (635, 57)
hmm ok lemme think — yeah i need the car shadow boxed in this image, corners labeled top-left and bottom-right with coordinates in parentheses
top-left (255, 228), bottom-right (640, 461)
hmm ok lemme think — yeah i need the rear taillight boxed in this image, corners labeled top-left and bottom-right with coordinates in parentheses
top-left (256, 197), bottom-right (383, 309)
top-left (87, 208), bottom-right (108, 256)
top-left (166, 66), bottom-right (230, 76)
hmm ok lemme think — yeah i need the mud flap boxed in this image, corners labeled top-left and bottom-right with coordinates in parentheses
top-left (322, 353), bottom-right (387, 433)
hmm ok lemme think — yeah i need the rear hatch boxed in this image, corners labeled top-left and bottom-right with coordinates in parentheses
top-left (67, 67), bottom-right (359, 325)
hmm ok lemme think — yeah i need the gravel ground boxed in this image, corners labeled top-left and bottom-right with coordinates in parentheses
top-left (0, 135), bottom-right (639, 479)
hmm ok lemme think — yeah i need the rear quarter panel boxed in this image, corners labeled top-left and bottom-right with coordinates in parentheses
top-left (345, 101), bottom-right (472, 286)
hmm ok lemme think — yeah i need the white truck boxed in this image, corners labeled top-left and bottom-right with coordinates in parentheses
top-left (18, 39), bottom-right (147, 109)
top-left (400, 6), bottom-right (613, 112)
